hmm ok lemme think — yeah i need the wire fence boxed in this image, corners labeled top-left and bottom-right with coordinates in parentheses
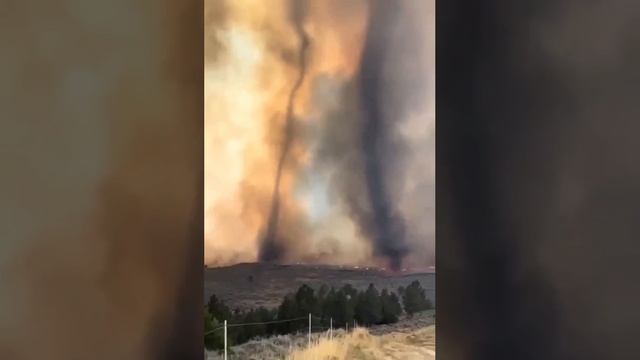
top-left (206, 313), bottom-right (355, 359)
top-left (205, 315), bottom-right (310, 335)
top-left (206, 313), bottom-right (342, 360)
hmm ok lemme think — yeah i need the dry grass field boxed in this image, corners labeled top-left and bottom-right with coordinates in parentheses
top-left (288, 325), bottom-right (435, 360)
top-left (206, 310), bottom-right (435, 360)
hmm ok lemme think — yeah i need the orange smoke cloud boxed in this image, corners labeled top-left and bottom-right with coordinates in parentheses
top-left (205, 0), bottom-right (371, 266)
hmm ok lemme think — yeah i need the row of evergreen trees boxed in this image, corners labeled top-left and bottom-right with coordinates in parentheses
top-left (204, 280), bottom-right (432, 351)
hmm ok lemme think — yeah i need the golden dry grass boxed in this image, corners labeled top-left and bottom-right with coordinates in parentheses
top-left (287, 326), bottom-right (435, 360)
top-left (206, 311), bottom-right (436, 360)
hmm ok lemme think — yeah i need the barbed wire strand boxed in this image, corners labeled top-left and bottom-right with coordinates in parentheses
top-left (205, 314), bottom-right (364, 336)
top-left (226, 316), bottom-right (308, 328)
top-left (205, 316), bottom-right (309, 335)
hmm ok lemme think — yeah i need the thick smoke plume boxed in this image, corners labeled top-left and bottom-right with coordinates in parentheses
top-left (260, 0), bottom-right (311, 262)
top-left (357, 0), bottom-right (409, 270)
top-left (310, 0), bottom-right (434, 270)
top-left (206, 0), bottom-right (434, 269)
top-left (206, 0), bottom-right (372, 266)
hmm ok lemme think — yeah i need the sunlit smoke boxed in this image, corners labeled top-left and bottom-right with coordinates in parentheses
top-left (205, 0), bottom-right (434, 269)
top-left (260, 0), bottom-right (311, 262)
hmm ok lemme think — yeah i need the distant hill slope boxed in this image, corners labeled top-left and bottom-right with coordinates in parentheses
top-left (204, 262), bottom-right (435, 310)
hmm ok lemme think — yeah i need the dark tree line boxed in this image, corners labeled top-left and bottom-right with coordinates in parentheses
top-left (398, 280), bottom-right (434, 316)
top-left (204, 280), bottom-right (432, 351)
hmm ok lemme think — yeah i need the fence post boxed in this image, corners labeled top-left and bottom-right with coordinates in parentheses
top-left (308, 313), bottom-right (311, 348)
top-left (330, 318), bottom-right (333, 339)
top-left (224, 320), bottom-right (227, 360)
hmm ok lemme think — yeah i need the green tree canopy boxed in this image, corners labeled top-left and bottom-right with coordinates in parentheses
top-left (402, 280), bottom-right (432, 316)
top-left (354, 283), bottom-right (383, 325)
top-left (204, 309), bottom-right (225, 351)
top-left (380, 289), bottom-right (402, 323)
top-left (294, 284), bottom-right (317, 317)
top-left (207, 294), bottom-right (232, 322)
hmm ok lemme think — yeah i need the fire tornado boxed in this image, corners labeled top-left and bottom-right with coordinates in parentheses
top-left (260, 1), bottom-right (311, 262)
top-left (206, 0), bottom-right (434, 270)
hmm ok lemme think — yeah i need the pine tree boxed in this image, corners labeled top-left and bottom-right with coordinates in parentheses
top-left (294, 284), bottom-right (317, 317)
top-left (244, 309), bottom-right (266, 341)
top-left (321, 287), bottom-right (337, 326)
top-left (207, 294), bottom-right (232, 322)
top-left (389, 292), bottom-right (403, 317)
top-left (276, 295), bottom-right (300, 334)
top-left (354, 284), bottom-right (383, 325)
top-left (341, 284), bottom-right (358, 299)
top-left (317, 284), bottom-right (329, 302)
top-left (204, 309), bottom-right (225, 351)
top-left (333, 288), bottom-right (354, 327)
top-left (402, 280), bottom-right (431, 316)
top-left (380, 289), bottom-right (402, 324)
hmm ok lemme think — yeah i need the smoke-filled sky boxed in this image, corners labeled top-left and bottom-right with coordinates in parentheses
top-left (205, 0), bottom-right (434, 269)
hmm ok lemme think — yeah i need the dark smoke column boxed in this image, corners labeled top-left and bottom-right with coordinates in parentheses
top-left (357, 0), bottom-right (409, 270)
top-left (259, 0), bottom-right (310, 262)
